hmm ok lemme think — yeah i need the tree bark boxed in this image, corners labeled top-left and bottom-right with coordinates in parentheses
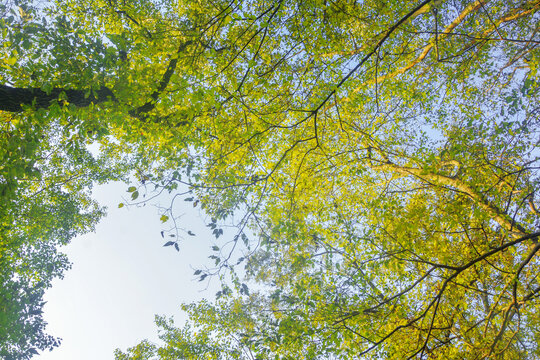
top-left (0, 84), bottom-right (115, 112)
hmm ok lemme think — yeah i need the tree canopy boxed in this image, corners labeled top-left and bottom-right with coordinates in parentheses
top-left (1, 0), bottom-right (540, 358)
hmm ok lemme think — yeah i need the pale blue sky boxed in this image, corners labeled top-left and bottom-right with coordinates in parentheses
top-left (37, 181), bottom-right (220, 360)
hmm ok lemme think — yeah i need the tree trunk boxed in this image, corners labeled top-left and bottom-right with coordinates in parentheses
top-left (0, 84), bottom-right (115, 112)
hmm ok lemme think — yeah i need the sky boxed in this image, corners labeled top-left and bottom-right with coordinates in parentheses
top-left (37, 180), bottom-right (220, 360)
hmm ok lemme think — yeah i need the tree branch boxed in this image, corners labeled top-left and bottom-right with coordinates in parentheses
top-left (129, 40), bottom-right (193, 119)
top-left (0, 84), bottom-right (115, 112)
top-left (375, 162), bottom-right (529, 237)
top-left (311, 0), bottom-right (434, 114)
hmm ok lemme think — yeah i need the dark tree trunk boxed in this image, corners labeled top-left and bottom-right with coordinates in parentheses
top-left (0, 84), bottom-right (115, 112)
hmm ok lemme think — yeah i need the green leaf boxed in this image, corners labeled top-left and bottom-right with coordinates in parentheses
top-left (6, 56), bottom-right (17, 66)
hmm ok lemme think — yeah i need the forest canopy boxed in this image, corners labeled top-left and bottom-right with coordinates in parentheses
top-left (1, 0), bottom-right (540, 359)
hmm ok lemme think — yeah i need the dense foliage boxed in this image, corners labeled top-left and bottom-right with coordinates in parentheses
top-left (1, 0), bottom-right (539, 358)
top-left (1, 2), bottom-right (126, 358)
